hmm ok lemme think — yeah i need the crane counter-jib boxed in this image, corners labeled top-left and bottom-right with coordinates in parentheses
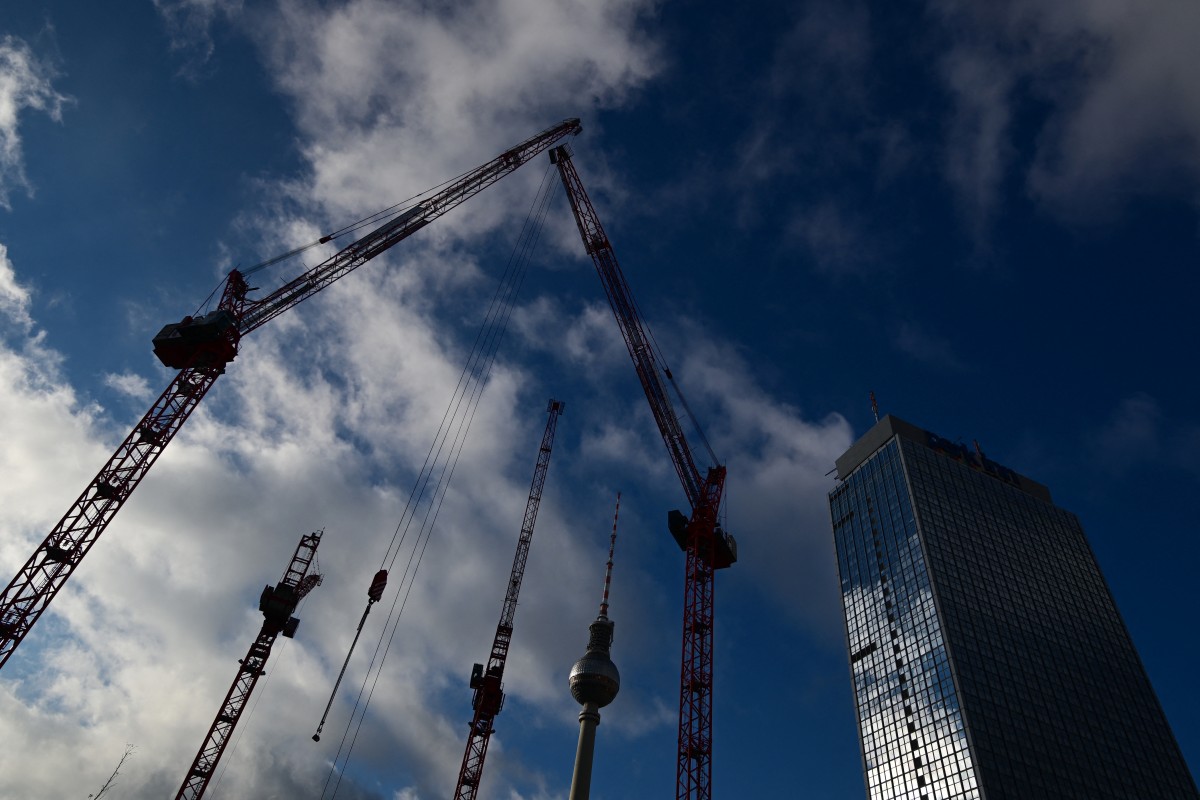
top-left (0, 117), bottom-right (582, 671)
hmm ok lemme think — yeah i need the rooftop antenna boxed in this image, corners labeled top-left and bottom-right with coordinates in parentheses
top-left (870, 390), bottom-right (880, 423)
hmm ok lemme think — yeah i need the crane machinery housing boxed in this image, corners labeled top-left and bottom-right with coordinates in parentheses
top-left (549, 145), bottom-right (736, 800)
top-left (0, 118), bottom-right (583, 670)
top-left (453, 399), bottom-right (564, 800)
top-left (176, 530), bottom-right (323, 800)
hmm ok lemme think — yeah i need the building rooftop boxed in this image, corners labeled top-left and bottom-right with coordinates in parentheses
top-left (834, 414), bottom-right (1052, 503)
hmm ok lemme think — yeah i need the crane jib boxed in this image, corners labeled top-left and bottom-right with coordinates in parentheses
top-left (175, 531), bottom-right (321, 800)
top-left (453, 400), bottom-right (564, 800)
top-left (0, 117), bottom-right (582, 672)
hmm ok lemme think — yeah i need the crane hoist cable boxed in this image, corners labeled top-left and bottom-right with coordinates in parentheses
top-left (595, 233), bottom-right (718, 471)
top-left (663, 367), bottom-right (720, 471)
top-left (191, 188), bottom-right (449, 319)
top-left (314, 164), bottom-right (559, 799)
top-left (323, 167), bottom-right (559, 800)
top-left (236, 160), bottom-right (491, 287)
top-left (239, 195), bottom-right (425, 280)
top-left (374, 163), bottom-right (559, 571)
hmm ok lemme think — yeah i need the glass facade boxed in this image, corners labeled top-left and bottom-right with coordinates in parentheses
top-left (830, 416), bottom-right (1198, 800)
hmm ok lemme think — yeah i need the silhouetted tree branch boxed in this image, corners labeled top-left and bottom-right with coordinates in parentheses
top-left (89, 743), bottom-right (135, 799)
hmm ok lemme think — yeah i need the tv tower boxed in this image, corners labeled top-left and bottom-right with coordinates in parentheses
top-left (567, 494), bottom-right (622, 800)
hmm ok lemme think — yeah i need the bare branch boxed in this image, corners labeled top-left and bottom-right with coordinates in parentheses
top-left (89, 743), bottom-right (135, 799)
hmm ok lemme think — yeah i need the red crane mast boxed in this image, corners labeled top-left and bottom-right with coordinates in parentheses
top-left (176, 529), bottom-right (323, 800)
top-left (0, 119), bottom-right (583, 670)
top-left (453, 399), bottom-right (564, 799)
top-left (549, 145), bottom-right (736, 800)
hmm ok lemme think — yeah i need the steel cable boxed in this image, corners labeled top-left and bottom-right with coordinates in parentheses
top-left (318, 164), bottom-right (557, 798)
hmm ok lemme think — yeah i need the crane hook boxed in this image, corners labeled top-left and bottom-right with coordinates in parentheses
top-left (312, 570), bottom-right (388, 742)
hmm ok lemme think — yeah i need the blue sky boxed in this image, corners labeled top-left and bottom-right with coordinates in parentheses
top-left (0, 1), bottom-right (1197, 798)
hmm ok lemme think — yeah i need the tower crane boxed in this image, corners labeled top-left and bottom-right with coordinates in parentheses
top-left (549, 145), bottom-right (737, 800)
top-left (0, 118), bottom-right (583, 670)
top-left (176, 529), bottom-right (323, 800)
top-left (453, 399), bottom-right (564, 800)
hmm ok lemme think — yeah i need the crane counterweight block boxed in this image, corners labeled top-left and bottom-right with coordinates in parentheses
top-left (152, 309), bottom-right (240, 370)
top-left (154, 269), bottom-right (249, 371)
top-left (667, 512), bottom-right (737, 569)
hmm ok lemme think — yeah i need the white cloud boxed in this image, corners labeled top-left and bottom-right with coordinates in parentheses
top-left (1088, 391), bottom-right (1163, 472)
top-left (0, 240), bottom-right (566, 797)
top-left (0, 242), bottom-right (32, 330)
top-left (1085, 392), bottom-right (1200, 480)
top-left (787, 200), bottom-right (875, 276)
top-left (512, 297), bottom-right (629, 377)
top-left (0, 35), bottom-right (70, 210)
top-left (894, 321), bottom-right (966, 371)
top-left (668, 329), bottom-right (854, 636)
top-left (153, 0), bottom-right (244, 76)
top-left (930, 0), bottom-right (1200, 218)
top-left (253, 0), bottom-right (658, 233)
top-left (768, 0), bottom-right (872, 102)
top-left (102, 371), bottom-right (153, 401)
top-left (939, 44), bottom-right (1015, 234)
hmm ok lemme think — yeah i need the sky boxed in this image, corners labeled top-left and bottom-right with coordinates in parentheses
top-left (0, 1), bottom-right (1198, 798)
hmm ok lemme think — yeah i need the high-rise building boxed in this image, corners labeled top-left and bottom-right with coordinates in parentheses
top-left (829, 415), bottom-right (1197, 800)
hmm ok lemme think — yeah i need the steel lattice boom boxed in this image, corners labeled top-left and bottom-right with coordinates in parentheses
top-left (0, 118), bottom-right (582, 670)
top-left (0, 272), bottom-right (250, 668)
top-left (453, 399), bottom-right (564, 800)
top-left (237, 119), bottom-right (583, 335)
top-left (176, 530), bottom-right (323, 800)
top-left (550, 145), bottom-right (736, 800)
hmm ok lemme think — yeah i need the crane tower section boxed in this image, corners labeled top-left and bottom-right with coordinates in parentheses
top-left (0, 118), bottom-right (582, 670)
top-left (549, 145), bottom-right (735, 800)
top-left (176, 530), bottom-right (323, 800)
top-left (453, 399), bottom-right (565, 800)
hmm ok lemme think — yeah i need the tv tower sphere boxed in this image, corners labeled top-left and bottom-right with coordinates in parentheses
top-left (569, 617), bottom-right (620, 708)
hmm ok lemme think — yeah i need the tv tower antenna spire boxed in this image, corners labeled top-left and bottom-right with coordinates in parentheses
top-left (599, 492), bottom-right (619, 619)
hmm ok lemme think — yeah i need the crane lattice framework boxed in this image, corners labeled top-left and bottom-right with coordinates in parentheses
top-left (175, 530), bottom-right (323, 800)
top-left (0, 118), bottom-right (583, 670)
top-left (549, 145), bottom-right (737, 800)
top-left (453, 399), bottom-right (564, 799)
